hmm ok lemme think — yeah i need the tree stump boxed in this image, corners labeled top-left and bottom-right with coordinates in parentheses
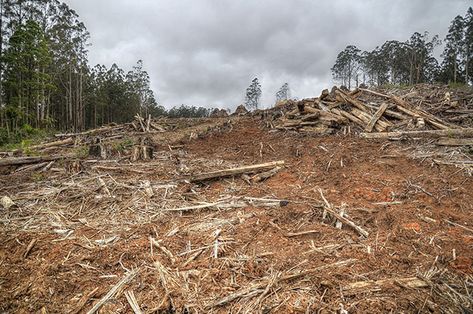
top-left (89, 138), bottom-right (107, 159)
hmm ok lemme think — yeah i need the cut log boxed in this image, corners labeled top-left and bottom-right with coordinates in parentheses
top-left (358, 88), bottom-right (457, 129)
top-left (31, 137), bottom-right (74, 150)
top-left (365, 103), bottom-right (389, 132)
top-left (335, 90), bottom-right (370, 112)
top-left (331, 108), bottom-right (366, 128)
top-left (130, 145), bottom-right (154, 162)
top-left (350, 108), bottom-right (391, 132)
top-left (189, 161), bottom-right (285, 182)
top-left (364, 103), bottom-right (408, 120)
top-left (436, 138), bottom-right (473, 146)
top-left (360, 128), bottom-right (473, 139)
top-left (251, 167), bottom-right (281, 183)
top-left (55, 125), bottom-right (127, 138)
top-left (0, 156), bottom-right (62, 167)
top-left (88, 144), bottom-right (107, 159)
top-left (299, 126), bottom-right (335, 135)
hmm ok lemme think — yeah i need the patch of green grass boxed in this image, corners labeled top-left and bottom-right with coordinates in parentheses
top-left (0, 124), bottom-right (54, 152)
top-left (72, 145), bottom-right (89, 159)
top-left (31, 172), bottom-right (44, 182)
top-left (113, 137), bottom-right (134, 152)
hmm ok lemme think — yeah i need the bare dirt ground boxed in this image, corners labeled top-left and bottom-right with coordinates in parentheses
top-left (1, 117), bottom-right (473, 313)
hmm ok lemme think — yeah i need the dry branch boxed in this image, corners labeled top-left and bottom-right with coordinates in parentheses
top-left (436, 138), bottom-right (473, 146)
top-left (189, 160), bottom-right (285, 182)
top-left (360, 128), bottom-right (473, 139)
top-left (86, 268), bottom-right (139, 314)
top-left (0, 156), bottom-right (63, 167)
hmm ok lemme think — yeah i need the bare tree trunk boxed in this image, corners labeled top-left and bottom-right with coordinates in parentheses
top-left (466, 50), bottom-right (470, 85)
top-left (0, 0), bottom-right (3, 112)
top-left (454, 53), bottom-right (457, 83)
top-left (69, 64), bottom-right (73, 131)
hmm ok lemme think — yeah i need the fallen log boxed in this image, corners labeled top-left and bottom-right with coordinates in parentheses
top-left (55, 125), bottom-right (127, 138)
top-left (436, 138), bottom-right (473, 146)
top-left (331, 108), bottom-right (366, 128)
top-left (0, 156), bottom-right (63, 167)
top-left (360, 128), bottom-right (473, 139)
top-left (350, 108), bottom-right (391, 132)
top-left (189, 161), bottom-right (285, 182)
top-left (358, 88), bottom-right (456, 129)
top-left (251, 166), bottom-right (281, 183)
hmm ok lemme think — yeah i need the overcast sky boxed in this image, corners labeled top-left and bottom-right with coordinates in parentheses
top-left (64, 0), bottom-right (471, 109)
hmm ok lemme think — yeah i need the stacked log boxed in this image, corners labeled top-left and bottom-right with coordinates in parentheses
top-left (271, 85), bottom-right (470, 142)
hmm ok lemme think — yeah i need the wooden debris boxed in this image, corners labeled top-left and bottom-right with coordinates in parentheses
top-left (436, 138), bottom-right (473, 146)
top-left (150, 237), bottom-right (176, 264)
top-left (0, 156), bottom-right (63, 167)
top-left (86, 268), bottom-right (139, 314)
top-left (286, 230), bottom-right (320, 237)
top-left (124, 290), bottom-right (143, 314)
top-left (189, 160), bottom-right (285, 182)
top-left (365, 103), bottom-right (389, 132)
top-left (70, 288), bottom-right (99, 314)
top-left (343, 277), bottom-right (429, 292)
top-left (361, 128), bottom-right (473, 139)
top-left (23, 238), bottom-right (37, 258)
top-left (208, 259), bottom-right (357, 308)
top-left (251, 166), bottom-right (281, 183)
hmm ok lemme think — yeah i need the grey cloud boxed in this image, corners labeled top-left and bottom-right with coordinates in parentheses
top-left (65, 0), bottom-right (471, 109)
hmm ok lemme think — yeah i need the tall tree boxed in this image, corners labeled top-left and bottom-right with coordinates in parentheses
top-left (441, 16), bottom-right (465, 83)
top-left (407, 32), bottom-right (440, 84)
top-left (464, 7), bottom-right (473, 85)
top-left (245, 77), bottom-right (261, 110)
top-left (275, 83), bottom-right (290, 102)
top-left (331, 45), bottom-right (361, 89)
top-left (2, 19), bottom-right (52, 129)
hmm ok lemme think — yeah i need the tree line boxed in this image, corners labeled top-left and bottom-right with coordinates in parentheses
top-left (331, 7), bottom-right (473, 88)
top-left (0, 0), bottom-right (167, 141)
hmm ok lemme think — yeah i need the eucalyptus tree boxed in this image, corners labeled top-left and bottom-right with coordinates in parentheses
top-left (331, 45), bottom-right (361, 89)
top-left (245, 77), bottom-right (262, 110)
top-left (441, 16), bottom-right (465, 84)
top-left (275, 83), bottom-right (290, 102)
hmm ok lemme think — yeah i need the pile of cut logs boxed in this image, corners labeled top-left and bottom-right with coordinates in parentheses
top-left (271, 85), bottom-right (473, 145)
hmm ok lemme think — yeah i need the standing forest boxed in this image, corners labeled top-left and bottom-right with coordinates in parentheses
top-left (332, 7), bottom-right (473, 89)
top-left (0, 0), bottom-right (218, 145)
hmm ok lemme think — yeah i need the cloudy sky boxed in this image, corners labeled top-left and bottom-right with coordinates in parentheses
top-left (64, 0), bottom-right (471, 109)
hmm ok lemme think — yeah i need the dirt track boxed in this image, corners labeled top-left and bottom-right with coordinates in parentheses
top-left (1, 117), bottom-right (473, 313)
